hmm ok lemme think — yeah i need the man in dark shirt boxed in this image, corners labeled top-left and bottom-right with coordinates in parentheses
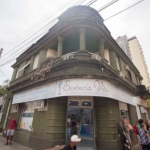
top-left (63, 135), bottom-right (81, 150)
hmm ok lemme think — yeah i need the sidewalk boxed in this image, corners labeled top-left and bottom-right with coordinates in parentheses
top-left (0, 136), bottom-right (33, 150)
top-left (0, 135), bottom-right (141, 150)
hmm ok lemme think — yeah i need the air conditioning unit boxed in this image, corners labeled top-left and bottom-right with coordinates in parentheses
top-left (119, 71), bottom-right (125, 78)
top-left (125, 65), bottom-right (130, 70)
top-left (35, 100), bottom-right (48, 111)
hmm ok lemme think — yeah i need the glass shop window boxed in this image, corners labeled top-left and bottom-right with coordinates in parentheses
top-left (69, 101), bottom-right (79, 107)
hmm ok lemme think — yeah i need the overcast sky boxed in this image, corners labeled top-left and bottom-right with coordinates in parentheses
top-left (0, 0), bottom-right (150, 84)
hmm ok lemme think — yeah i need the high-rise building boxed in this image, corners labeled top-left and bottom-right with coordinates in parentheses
top-left (128, 36), bottom-right (150, 88)
top-left (116, 35), bottom-right (132, 60)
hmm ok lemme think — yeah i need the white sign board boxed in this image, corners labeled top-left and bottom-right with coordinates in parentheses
top-left (12, 78), bottom-right (138, 106)
top-left (12, 82), bottom-right (56, 104)
top-left (56, 79), bottom-right (137, 106)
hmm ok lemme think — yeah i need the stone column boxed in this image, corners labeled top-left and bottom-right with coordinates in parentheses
top-left (29, 55), bottom-right (35, 72)
top-left (99, 39), bottom-right (105, 58)
top-left (18, 61), bottom-right (26, 78)
top-left (57, 36), bottom-right (64, 57)
top-left (45, 97), bottom-right (67, 143)
top-left (11, 67), bottom-right (18, 81)
top-left (109, 50), bottom-right (117, 69)
top-left (95, 97), bottom-right (121, 150)
top-left (79, 28), bottom-right (86, 50)
top-left (128, 104), bottom-right (138, 125)
top-left (37, 49), bottom-right (47, 68)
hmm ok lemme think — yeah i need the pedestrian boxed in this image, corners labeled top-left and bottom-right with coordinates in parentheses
top-left (139, 123), bottom-right (150, 150)
top-left (127, 120), bottom-right (134, 139)
top-left (62, 135), bottom-right (81, 150)
top-left (138, 119), bottom-right (144, 130)
top-left (122, 118), bottom-right (135, 150)
top-left (134, 121), bottom-right (142, 149)
top-left (71, 119), bottom-right (77, 134)
top-left (5, 116), bottom-right (17, 145)
top-left (145, 120), bottom-right (150, 133)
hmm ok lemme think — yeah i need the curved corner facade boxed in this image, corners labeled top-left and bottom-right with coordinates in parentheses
top-left (1, 6), bottom-right (149, 150)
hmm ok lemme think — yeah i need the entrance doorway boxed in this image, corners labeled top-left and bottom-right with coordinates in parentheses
top-left (67, 97), bottom-right (94, 148)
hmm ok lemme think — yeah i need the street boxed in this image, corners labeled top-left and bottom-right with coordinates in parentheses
top-left (0, 136), bottom-right (32, 150)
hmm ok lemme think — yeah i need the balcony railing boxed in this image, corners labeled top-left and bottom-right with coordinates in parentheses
top-left (61, 51), bottom-right (102, 62)
top-left (88, 52), bottom-right (102, 62)
top-left (61, 52), bottom-right (77, 60)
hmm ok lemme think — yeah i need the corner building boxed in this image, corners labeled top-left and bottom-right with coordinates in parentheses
top-left (2, 6), bottom-right (149, 150)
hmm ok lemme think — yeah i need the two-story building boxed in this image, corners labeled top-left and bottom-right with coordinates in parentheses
top-left (2, 6), bottom-right (150, 150)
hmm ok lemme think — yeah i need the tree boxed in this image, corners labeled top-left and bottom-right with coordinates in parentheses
top-left (0, 85), bottom-right (7, 96)
top-left (0, 80), bottom-right (9, 96)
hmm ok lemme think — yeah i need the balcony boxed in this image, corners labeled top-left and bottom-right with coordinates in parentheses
top-left (137, 85), bottom-right (150, 99)
top-left (9, 51), bottom-right (137, 95)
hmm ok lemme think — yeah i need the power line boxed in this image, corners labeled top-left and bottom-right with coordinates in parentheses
top-left (0, 0), bottom-right (82, 56)
top-left (0, 68), bottom-right (10, 80)
top-left (1, 0), bottom-right (137, 66)
top-left (0, 0), bottom-right (89, 63)
top-left (0, 0), bottom-right (143, 67)
top-left (98, 0), bottom-right (119, 12)
top-left (0, 2), bottom-right (100, 67)
top-left (2, 0), bottom-right (88, 56)
top-left (104, 0), bottom-right (144, 21)
top-left (0, 0), bottom-right (92, 65)
top-left (2, 0), bottom-right (79, 50)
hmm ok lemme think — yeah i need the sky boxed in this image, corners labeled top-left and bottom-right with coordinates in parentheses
top-left (0, 0), bottom-right (150, 84)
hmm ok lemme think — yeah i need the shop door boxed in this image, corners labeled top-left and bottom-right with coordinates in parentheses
top-left (67, 99), bottom-right (94, 148)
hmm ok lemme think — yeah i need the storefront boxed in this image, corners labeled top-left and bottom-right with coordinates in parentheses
top-left (9, 78), bottom-right (141, 150)
top-left (67, 96), bottom-right (94, 147)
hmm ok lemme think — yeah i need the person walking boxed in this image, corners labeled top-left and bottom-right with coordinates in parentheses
top-left (5, 116), bottom-right (17, 145)
top-left (134, 121), bottom-right (142, 149)
top-left (145, 120), bottom-right (150, 133)
top-left (122, 118), bottom-right (135, 150)
top-left (139, 123), bottom-right (150, 150)
top-left (138, 119), bottom-right (144, 130)
top-left (63, 135), bottom-right (81, 150)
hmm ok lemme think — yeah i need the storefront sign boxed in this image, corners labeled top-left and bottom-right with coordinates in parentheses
top-left (12, 82), bottom-right (56, 104)
top-left (56, 79), bottom-right (137, 106)
top-left (12, 78), bottom-right (138, 106)
top-left (68, 96), bottom-right (93, 101)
